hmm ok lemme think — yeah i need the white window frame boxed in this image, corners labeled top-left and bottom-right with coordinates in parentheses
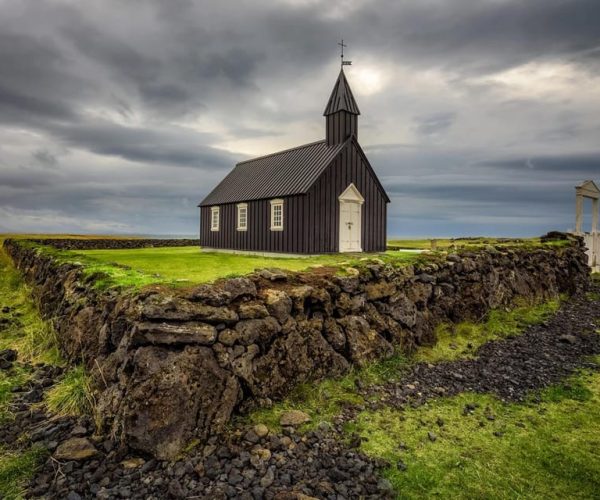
top-left (210, 206), bottom-right (220, 231)
top-left (270, 199), bottom-right (284, 231)
top-left (237, 203), bottom-right (248, 231)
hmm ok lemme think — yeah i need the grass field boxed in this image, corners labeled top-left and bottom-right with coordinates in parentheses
top-left (348, 368), bottom-right (600, 500)
top-left (25, 245), bottom-right (421, 289)
top-left (1, 234), bottom-right (566, 290)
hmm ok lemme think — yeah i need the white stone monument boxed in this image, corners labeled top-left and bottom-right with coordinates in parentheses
top-left (574, 180), bottom-right (599, 272)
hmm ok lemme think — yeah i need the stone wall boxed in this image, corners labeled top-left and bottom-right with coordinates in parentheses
top-left (24, 238), bottom-right (199, 250)
top-left (3, 237), bottom-right (590, 459)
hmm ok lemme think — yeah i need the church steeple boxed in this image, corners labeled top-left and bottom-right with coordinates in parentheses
top-left (324, 68), bottom-right (360, 146)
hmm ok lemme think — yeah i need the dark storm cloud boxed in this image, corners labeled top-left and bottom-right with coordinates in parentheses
top-left (49, 120), bottom-right (240, 169)
top-left (0, 31), bottom-right (87, 124)
top-left (0, 170), bottom-right (54, 189)
top-left (351, 0), bottom-right (600, 73)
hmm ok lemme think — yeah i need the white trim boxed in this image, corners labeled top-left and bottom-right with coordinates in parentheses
top-left (210, 206), bottom-right (220, 231)
top-left (339, 184), bottom-right (363, 252)
top-left (237, 203), bottom-right (248, 231)
top-left (270, 198), bottom-right (284, 231)
top-left (338, 183), bottom-right (365, 204)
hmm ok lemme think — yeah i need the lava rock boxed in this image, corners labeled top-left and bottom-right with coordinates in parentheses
top-left (280, 410), bottom-right (311, 427)
top-left (54, 438), bottom-right (99, 461)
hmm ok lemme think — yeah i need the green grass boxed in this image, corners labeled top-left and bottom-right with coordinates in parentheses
top-left (0, 247), bottom-right (62, 366)
top-left (0, 446), bottom-right (48, 500)
top-left (44, 366), bottom-right (95, 417)
top-left (414, 297), bottom-right (562, 363)
top-left (0, 245), bottom-right (63, 422)
top-left (18, 242), bottom-right (421, 290)
top-left (0, 244), bottom-right (91, 497)
top-left (346, 367), bottom-right (600, 500)
top-left (6, 235), bottom-right (570, 290)
top-left (0, 366), bottom-right (31, 424)
top-left (246, 353), bottom-right (410, 432)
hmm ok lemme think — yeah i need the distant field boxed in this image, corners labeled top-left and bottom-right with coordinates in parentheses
top-left (387, 237), bottom-right (536, 250)
top-left (0, 234), bottom-right (142, 244)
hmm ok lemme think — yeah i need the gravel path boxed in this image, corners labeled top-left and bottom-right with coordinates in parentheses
top-left (356, 284), bottom-right (600, 413)
top-left (1, 286), bottom-right (599, 499)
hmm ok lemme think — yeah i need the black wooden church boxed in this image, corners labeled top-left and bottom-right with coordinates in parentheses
top-left (199, 64), bottom-right (389, 255)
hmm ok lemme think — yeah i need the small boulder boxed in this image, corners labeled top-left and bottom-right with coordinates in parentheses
top-left (416, 273), bottom-right (436, 284)
top-left (260, 467), bottom-right (275, 488)
top-left (365, 281), bottom-right (396, 300)
top-left (218, 328), bottom-right (239, 346)
top-left (235, 317), bottom-right (281, 345)
top-left (279, 410), bottom-right (311, 427)
top-left (244, 429), bottom-right (260, 443)
top-left (185, 285), bottom-right (232, 306)
top-left (133, 321), bottom-right (217, 346)
top-left (121, 457), bottom-right (145, 469)
top-left (253, 423), bottom-right (269, 438)
top-left (223, 277), bottom-right (257, 300)
top-left (238, 302), bottom-right (269, 320)
top-left (259, 268), bottom-right (288, 281)
top-left (70, 425), bottom-right (88, 437)
top-left (54, 437), bottom-right (99, 461)
top-left (263, 289), bottom-right (292, 323)
top-left (558, 334), bottom-right (577, 344)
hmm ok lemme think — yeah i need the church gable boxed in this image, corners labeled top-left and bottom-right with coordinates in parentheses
top-left (307, 138), bottom-right (389, 203)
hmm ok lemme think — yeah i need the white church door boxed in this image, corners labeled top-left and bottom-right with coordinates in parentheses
top-left (339, 183), bottom-right (364, 252)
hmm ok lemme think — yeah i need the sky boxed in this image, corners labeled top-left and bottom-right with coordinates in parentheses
top-left (0, 0), bottom-right (599, 238)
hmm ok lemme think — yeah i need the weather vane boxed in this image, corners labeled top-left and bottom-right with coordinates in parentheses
top-left (338, 39), bottom-right (352, 67)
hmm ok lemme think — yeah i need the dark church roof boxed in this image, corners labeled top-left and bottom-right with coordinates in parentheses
top-left (199, 138), bottom-right (349, 206)
top-left (323, 69), bottom-right (360, 116)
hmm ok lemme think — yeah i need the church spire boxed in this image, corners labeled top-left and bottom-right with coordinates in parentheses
top-left (323, 68), bottom-right (361, 116)
top-left (324, 68), bottom-right (360, 145)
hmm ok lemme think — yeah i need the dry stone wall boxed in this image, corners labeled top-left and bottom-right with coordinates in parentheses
top-left (24, 238), bottom-right (199, 250)
top-left (3, 237), bottom-right (590, 460)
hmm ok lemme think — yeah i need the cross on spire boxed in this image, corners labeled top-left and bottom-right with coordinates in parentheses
top-left (338, 39), bottom-right (352, 67)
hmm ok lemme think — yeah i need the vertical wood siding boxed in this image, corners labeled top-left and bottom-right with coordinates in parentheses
top-left (199, 142), bottom-right (388, 254)
top-left (326, 111), bottom-right (357, 146)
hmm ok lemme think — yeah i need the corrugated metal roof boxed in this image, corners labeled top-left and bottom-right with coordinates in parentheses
top-left (199, 139), bottom-right (348, 206)
top-left (323, 69), bottom-right (360, 116)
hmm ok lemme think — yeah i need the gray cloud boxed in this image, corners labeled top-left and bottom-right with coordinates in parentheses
top-left (32, 149), bottom-right (59, 168)
top-left (413, 112), bottom-right (456, 137)
top-left (49, 120), bottom-right (240, 169)
top-left (0, 0), bottom-right (598, 237)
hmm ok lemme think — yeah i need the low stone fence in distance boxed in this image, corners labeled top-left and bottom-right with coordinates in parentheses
top-left (24, 238), bottom-right (199, 250)
top-left (2, 237), bottom-right (590, 459)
